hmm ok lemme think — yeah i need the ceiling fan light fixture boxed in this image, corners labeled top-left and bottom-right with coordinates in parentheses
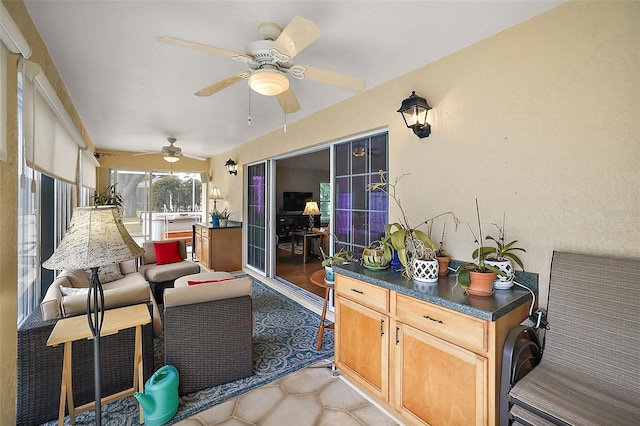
top-left (163, 153), bottom-right (180, 163)
top-left (249, 69), bottom-right (289, 96)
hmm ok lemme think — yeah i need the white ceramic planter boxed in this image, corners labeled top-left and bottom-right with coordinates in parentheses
top-left (485, 258), bottom-right (514, 289)
top-left (412, 259), bottom-right (439, 283)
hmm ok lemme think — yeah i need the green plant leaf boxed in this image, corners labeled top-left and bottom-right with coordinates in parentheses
top-left (503, 252), bottom-right (525, 270)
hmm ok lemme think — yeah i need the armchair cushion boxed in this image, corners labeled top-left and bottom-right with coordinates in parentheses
top-left (164, 276), bottom-right (252, 307)
top-left (154, 240), bottom-right (183, 265)
top-left (83, 263), bottom-right (124, 283)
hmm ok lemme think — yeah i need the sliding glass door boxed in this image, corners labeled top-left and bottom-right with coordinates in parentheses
top-left (333, 132), bottom-right (388, 256)
top-left (246, 162), bottom-right (268, 273)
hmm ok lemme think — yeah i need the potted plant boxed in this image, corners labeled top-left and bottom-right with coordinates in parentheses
top-left (456, 199), bottom-right (507, 296)
top-left (362, 239), bottom-right (392, 270)
top-left (370, 171), bottom-right (458, 281)
top-left (216, 208), bottom-right (233, 227)
top-left (320, 247), bottom-right (352, 283)
top-left (473, 214), bottom-right (525, 289)
top-left (93, 184), bottom-right (123, 213)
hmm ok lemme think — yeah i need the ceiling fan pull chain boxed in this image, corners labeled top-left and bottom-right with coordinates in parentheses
top-left (283, 99), bottom-right (287, 132)
top-left (247, 82), bottom-right (252, 126)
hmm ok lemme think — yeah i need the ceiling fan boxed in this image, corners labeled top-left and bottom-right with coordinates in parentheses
top-left (134, 137), bottom-right (206, 163)
top-left (158, 16), bottom-right (365, 114)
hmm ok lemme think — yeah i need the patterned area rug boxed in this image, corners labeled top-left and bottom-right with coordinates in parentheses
top-left (42, 277), bottom-right (334, 425)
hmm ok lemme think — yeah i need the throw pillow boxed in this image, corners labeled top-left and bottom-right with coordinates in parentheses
top-left (83, 263), bottom-right (124, 284)
top-left (60, 286), bottom-right (90, 296)
top-left (187, 277), bottom-right (237, 286)
top-left (154, 240), bottom-right (183, 265)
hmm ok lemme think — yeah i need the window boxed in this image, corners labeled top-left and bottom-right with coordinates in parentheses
top-left (319, 182), bottom-right (330, 224)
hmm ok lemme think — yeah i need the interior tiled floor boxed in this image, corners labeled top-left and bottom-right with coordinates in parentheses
top-left (174, 363), bottom-right (401, 426)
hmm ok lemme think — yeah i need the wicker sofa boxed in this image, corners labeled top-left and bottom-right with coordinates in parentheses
top-left (17, 303), bottom-right (155, 425)
top-left (501, 251), bottom-right (640, 425)
top-left (17, 259), bottom-right (159, 425)
top-left (163, 272), bottom-right (254, 395)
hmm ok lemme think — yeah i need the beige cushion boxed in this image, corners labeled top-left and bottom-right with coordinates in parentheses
top-left (41, 276), bottom-right (71, 320)
top-left (174, 271), bottom-right (235, 288)
top-left (139, 261), bottom-right (200, 283)
top-left (61, 280), bottom-right (151, 318)
top-left (142, 239), bottom-right (187, 265)
top-left (83, 263), bottom-right (124, 284)
top-left (119, 259), bottom-right (139, 275)
top-left (164, 276), bottom-right (252, 308)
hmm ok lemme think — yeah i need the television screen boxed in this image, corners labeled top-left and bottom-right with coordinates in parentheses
top-left (283, 191), bottom-right (313, 213)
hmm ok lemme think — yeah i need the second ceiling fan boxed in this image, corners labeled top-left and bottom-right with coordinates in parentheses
top-left (158, 16), bottom-right (365, 114)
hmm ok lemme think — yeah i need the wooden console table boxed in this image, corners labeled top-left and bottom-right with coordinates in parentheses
top-left (46, 304), bottom-right (151, 425)
top-left (292, 231), bottom-right (323, 264)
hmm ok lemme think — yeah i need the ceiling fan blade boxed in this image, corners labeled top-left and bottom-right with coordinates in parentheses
top-left (301, 65), bottom-right (365, 93)
top-left (276, 88), bottom-right (300, 114)
top-left (271, 16), bottom-right (323, 60)
top-left (195, 74), bottom-right (245, 97)
top-left (182, 152), bottom-right (207, 161)
top-left (157, 36), bottom-right (242, 58)
top-left (133, 151), bottom-right (161, 156)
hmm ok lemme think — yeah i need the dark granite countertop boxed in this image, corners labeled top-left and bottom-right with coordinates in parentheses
top-left (195, 221), bottom-right (242, 229)
top-left (334, 261), bottom-right (537, 321)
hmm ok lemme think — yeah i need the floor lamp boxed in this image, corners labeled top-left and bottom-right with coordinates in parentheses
top-left (43, 206), bottom-right (144, 425)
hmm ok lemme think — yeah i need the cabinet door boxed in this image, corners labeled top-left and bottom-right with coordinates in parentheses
top-left (335, 296), bottom-right (389, 400)
top-left (201, 231), bottom-right (210, 269)
top-left (395, 323), bottom-right (487, 426)
top-left (194, 227), bottom-right (203, 262)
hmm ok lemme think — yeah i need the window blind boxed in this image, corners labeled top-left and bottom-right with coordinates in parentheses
top-left (22, 60), bottom-right (86, 184)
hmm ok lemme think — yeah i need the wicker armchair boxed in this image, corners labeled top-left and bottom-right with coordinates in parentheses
top-left (163, 277), bottom-right (254, 395)
top-left (500, 251), bottom-right (640, 425)
top-left (17, 304), bottom-right (155, 426)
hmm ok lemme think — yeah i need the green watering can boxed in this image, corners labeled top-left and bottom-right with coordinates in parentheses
top-left (134, 365), bottom-right (179, 426)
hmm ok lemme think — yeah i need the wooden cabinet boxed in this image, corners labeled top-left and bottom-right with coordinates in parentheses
top-left (335, 296), bottom-right (389, 400)
top-left (335, 273), bottom-right (529, 426)
top-left (194, 225), bottom-right (242, 271)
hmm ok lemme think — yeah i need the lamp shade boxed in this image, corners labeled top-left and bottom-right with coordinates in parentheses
top-left (249, 69), bottom-right (289, 96)
top-left (209, 186), bottom-right (222, 200)
top-left (43, 206), bottom-right (144, 270)
top-left (302, 201), bottom-right (320, 215)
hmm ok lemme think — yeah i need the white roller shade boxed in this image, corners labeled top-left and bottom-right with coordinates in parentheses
top-left (23, 60), bottom-right (86, 184)
top-left (82, 150), bottom-right (99, 189)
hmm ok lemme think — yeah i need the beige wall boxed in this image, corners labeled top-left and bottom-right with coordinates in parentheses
top-left (212, 0), bottom-right (639, 307)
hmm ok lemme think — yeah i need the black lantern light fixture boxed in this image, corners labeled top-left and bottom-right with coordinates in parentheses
top-left (225, 158), bottom-right (238, 175)
top-left (397, 91), bottom-right (432, 138)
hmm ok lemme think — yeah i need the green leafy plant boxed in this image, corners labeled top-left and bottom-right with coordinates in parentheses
top-left (212, 208), bottom-right (233, 220)
top-left (369, 171), bottom-right (459, 278)
top-left (473, 215), bottom-right (526, 270)
top-left (93, 184), bottom-right (122, 207)
top-left (320, 247), bottom-right (353, 267)
top-left (456, 199), bottom-right (507, 285)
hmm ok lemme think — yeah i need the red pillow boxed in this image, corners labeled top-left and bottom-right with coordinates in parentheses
top-left (187, 277), bottom-right (237, 286)
top-left (154, 241), bottom-right (183, 265)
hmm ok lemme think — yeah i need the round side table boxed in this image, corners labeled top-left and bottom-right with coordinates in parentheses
top-left (310, 269), bottom-right (334, 349)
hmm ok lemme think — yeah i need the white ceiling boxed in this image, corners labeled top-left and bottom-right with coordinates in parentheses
top-left (24, 1), bottom-right (563, 159)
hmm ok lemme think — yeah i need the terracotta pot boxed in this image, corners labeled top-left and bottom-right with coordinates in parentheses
top-left (467, 271), bottom-right (496, 296)
top-left (436, 256), bottom-right (451, 276)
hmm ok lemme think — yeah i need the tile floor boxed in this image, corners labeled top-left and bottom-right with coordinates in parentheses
top-left (174, 363), bottom-right (402, 426)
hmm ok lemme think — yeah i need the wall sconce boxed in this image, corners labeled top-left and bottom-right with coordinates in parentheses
top-left (225, 158), bottom-right (238, 175)
top-left (397, 91), bottom-right (432, 138)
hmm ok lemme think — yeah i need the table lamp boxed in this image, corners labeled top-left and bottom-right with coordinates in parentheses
top-left (302, 201), bottom-right (320, 230)
top-left (209, 186), bottom-right (222, 215)
top-left (42, 206), bottom-right (144, 425)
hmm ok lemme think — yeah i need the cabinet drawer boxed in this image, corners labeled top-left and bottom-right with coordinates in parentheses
top-left (395, 293), bottom-right (487, 353)
top-left (335, 275), bottom-right (389, 312)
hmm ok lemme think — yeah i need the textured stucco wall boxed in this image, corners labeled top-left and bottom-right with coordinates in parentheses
top-left (213, 0), bottom-right (640, 307)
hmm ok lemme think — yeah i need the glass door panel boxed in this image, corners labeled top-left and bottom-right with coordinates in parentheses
top-left (247, 162), bottom-right (267, 272)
